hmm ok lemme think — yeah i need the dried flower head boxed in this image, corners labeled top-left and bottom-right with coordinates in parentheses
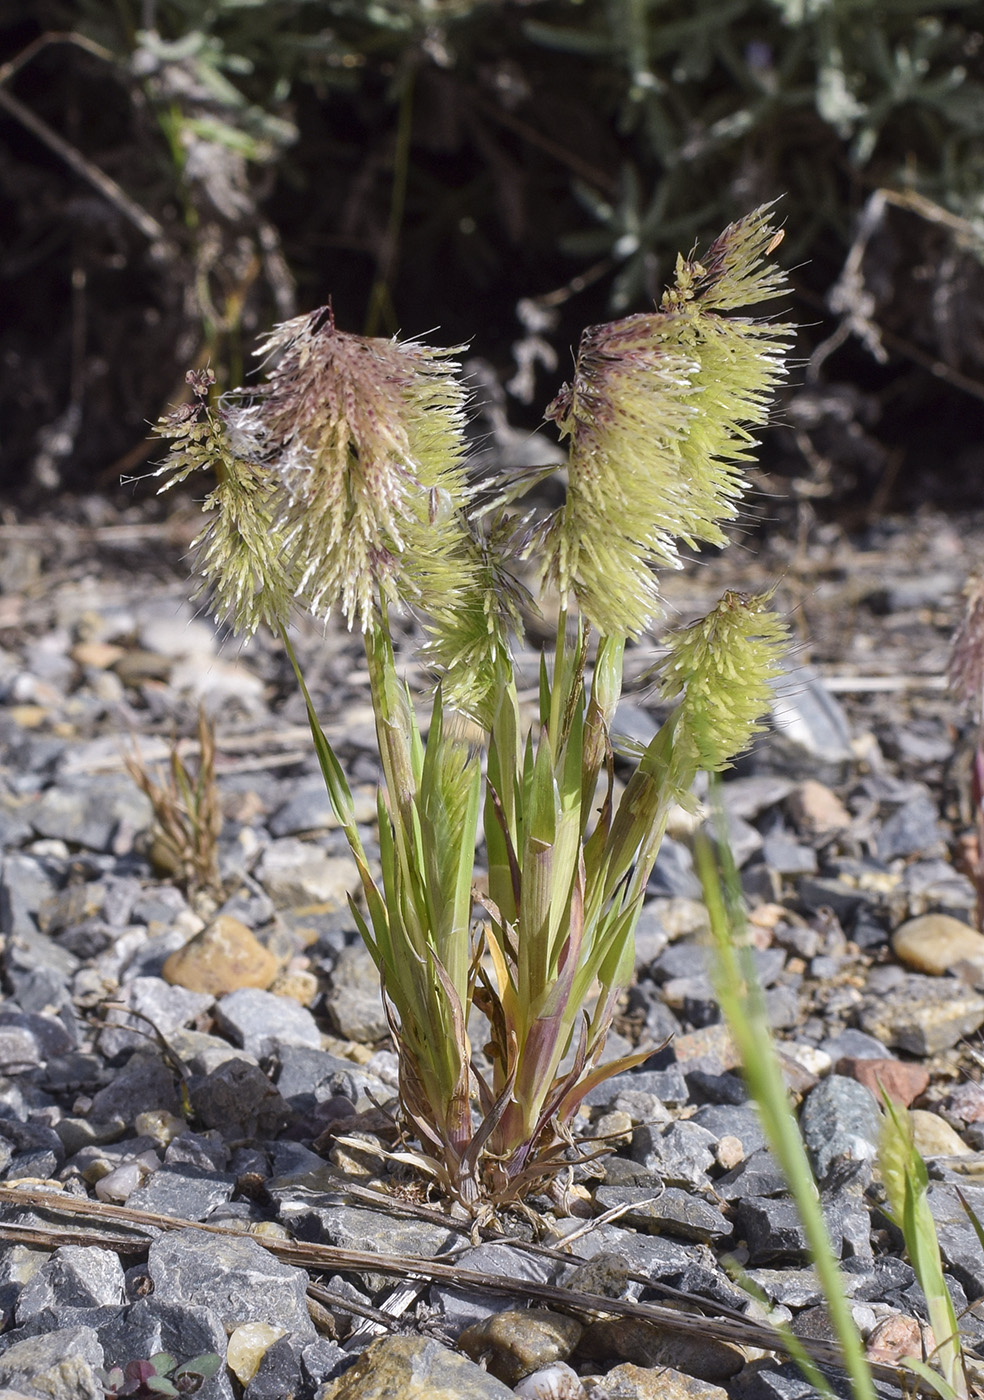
top-left (949, 573), bottom-right (984, 723)
top-left (659, 590), bottom-right (788, 773)
top-left (244, 308), bottom-right (472, 630)
top-left (541, 203), bottom-right (792, 637)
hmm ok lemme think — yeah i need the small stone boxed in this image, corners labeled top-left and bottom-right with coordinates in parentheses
top-left (189, 1058), bottom-right (291, 1139)
top-left (909, 1110), bottom-right (972, 1158)
top-left (865, 1312), bottom-right (926, 1365)
top-left (946, 1082), bottom-right (984, 1124)
top-left (163, 915), bottom-right (278, 996)
top-left (89, 1052), bottom-right (181, 1128)
top-left (214, 987), bottom-right (322, 1058)
top-left (0, 1327), bottom-right (104, 1399)
top-left (597, 1363), bottom-right (729, 1400)
top-left (876, 792), bottom-right (946, 861)
top-left (14, 1246), bottom-right (125, 1322)
top-left (227, 1321), bottom-right (288, 1385)
top-left (799, 1075), bottom-right (881, 1183)
top-left (892, 914), bottom-right (984, 976)
top-left (324, 945), bottom-right (387, 1042)
top-left (835, 1057), bottom-right (929, 1108)
top-left (630, 1120), bottom-right (717, 1186)
top-left (148, 1226), bottom-right (316, 1342)
top-left (786, 780), bottom-right (852, 835)
top-left (256, 838), bottom-right (356, 909)
top-left (577, 1317), bottom-right (743, 1383)
top-left (317, 1334), bottom-right (515, 1398)
top-left (30, 775), bottom-right (152, 852)
top-left (769, 664), bottom-right (853, 778)
top-left (267, 967), bottom-right (319, 1006)
top-left (459, 1310), bottom-right (582, 1385)
top-left (593, 1186), bottom-right (732, 1244)
top-left (858, 973), bottom-right (984, 1055)
top-left (513, 1362), bottom-right (586, 1398)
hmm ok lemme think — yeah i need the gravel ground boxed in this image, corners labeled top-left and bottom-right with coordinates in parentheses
top-left (1, 500), bottom-right (984, 1400)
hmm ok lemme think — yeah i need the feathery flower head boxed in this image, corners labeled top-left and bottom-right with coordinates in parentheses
top-left (150, 398), bottom-right (295, 636)
top-left (659, 590), bottom-right (788, 773)
top-left (541, 204), bottom-right (792, 638)
top-left (244, 308), bottom-right (471, 631)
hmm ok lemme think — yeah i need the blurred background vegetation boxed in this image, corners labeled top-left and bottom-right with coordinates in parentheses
top-left (3, 0), bottom-right (984, 518)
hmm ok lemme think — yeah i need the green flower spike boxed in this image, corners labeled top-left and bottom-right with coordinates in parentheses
top-left (660, 589), bottom-right (788, 776)
top-left (542, 203), bottom-right (793, 638)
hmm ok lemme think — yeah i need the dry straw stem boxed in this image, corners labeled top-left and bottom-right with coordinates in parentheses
top-left (0, 1184), bottom-right (927, 1388)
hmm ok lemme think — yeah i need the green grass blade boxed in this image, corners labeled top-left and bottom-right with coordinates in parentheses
top-left (696, 818), bottom-right (876, 1400)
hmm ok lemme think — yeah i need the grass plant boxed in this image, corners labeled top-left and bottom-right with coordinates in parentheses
top-left (698, 802), bottom-right (974, 1400)
top-left (154, 205), bottom-right (793, 1212)
top-left (124, 705), bottom-right (223, 899)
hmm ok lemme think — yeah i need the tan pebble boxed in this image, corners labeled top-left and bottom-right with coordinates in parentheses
top-left (865, 1312), bottom-right (930, 1365)
top-left (787, 779), bottom-right (852, 834)
top-left (162, 914), bottom-right (278, 996)
top-left (70, 641), bottom-right (126, 669)
top-left (268, 967), bottom-right (319, 1006)
top-left (597, 1362), bottom-right (730, 1400)
top-left (892, 914), bottom-right (984, 976)
top-left (8, 706), bottom-right (47, 730)
top-left (226, 1322), bottom-right (286, 1385)
top-left (133, 1110), bottom-right (186, 1146)
top-left (909, 1109), bottom-right (972, 1157)
top-left (458, 1310), bottom-right (582, 1386)
top-left (112, 649), bottom-right (173, 685)
top-left (714, 1135), bottom-right (745, 1170)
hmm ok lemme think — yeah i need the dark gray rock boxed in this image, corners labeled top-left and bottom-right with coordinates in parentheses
top-left (0, 1119), bottom-right (64, 1180)
top-left (762, 833), bottom-right (818, 876)
top-left (429, 1243), bottom-right (558, 1332)
top-left (301, 1337), bottom-right (348, 1390)
top-left (799, 1075), bottom-right (881, 1183)
top-left (720, 776), bottom-right (797, 820)
top-left (899, 859), bottom-right (977, 916)
top-left (715, 1147), bottom-right (789, 1201)
top-left (214, 987), bottom-right (322, 1058)
top-left (768, 663), bottom-right (853, 778)
top-left (647, 837), bottom-right (702, 899)
top-left (736, 1196), bottom-right (819, 1265)
top-left (274, 1197), bottom-right (461, 1266)
top-left (584, 1063), bottom-right (688, 1110)
top-left (97, 976), bottom-right (214, 1058)
top-left (165, 1130), bottom-right (229, 1172)
top-left (630, 1120), bottom-right (717, 1185)
top-left (147, 1227), bottom-right (316, 1343)
top-left (819, 1028), bottom-right (889, 1062)
top-left (0, 853), bottom-right (59, 938)
top-left (276, 1046), bottom-right (389, 1113)
top-left (89, 1052), bottom-right (180, 1126)
top-left (692, 1103), bottom-right (766, 1156)
top-left (126, 1166), bottom-right (236, 1221)
top-left (0, 1325), bottom-right (104, 1399)
top-left (927, 1183), bottom-right (984, 1299)
top-left (188, 1057), bottom-right (291, 1139)
top-left (875, 791), bottom-right (946, 861)
top-left (244, 1335), bottom-right (303, 1400)
top-left (14, 1246), bottom-right (124, 1323)
top-left (593, 1185), bottom-right (732, 1244)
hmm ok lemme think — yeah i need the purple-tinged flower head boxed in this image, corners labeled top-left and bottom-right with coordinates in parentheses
top-left (244, 308), bottom-right (471, 631)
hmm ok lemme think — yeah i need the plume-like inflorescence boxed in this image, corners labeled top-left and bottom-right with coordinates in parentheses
top-left (245, 308), bottom-right (472, 631)
top-left (150, 375), bottom-right (296, 636)
top-left (541, 202), bottom-right (793, 638)
top-left (152, 316), bottom-right (478, 638)
top-left (659, 590), bottom-right (788, 773)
